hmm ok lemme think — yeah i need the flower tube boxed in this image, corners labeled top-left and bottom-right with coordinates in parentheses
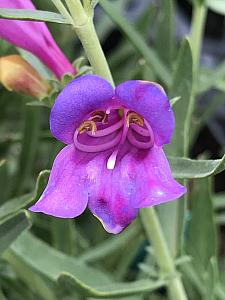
top-left (0, 0), bottom-right (75, 79)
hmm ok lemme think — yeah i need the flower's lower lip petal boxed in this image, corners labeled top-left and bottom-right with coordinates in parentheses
top-left (86, 149), bottom-right (139, 234)
top-left (29, 145), bottom-right (89, 218)
top-left (128, 145), bottom-right (187, 208)
top-left (89, 197), bottom-right (139, 234)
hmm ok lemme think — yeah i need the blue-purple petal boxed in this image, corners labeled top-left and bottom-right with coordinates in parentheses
top-left (115, 80), bottom-right (175, 146)
top-left (50, 75), bottom-right (115, 144)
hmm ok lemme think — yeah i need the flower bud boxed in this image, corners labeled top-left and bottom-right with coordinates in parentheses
top-left (0, 55), bottom-right (50, 99)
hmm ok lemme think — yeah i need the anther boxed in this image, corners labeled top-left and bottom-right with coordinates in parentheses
top-left (78, 120), bottom-right (97, 135)
top-left (91, 111), bottom-right (108, 124)
top-left (126, 112), bottom-right (144, 127)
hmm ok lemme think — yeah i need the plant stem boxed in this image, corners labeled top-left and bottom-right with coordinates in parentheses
top-left (64, 0), bottom-right (114, 85)
top-left (185, 3), bottom-right (207, 154)
top-left (50, 0), bottom-right (74, 25)
top-left (140, 207), bottom-right (187, 300)
top-left (190, 3), bottom-right (207, 77)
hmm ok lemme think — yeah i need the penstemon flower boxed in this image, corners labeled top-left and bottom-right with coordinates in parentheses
top-left (30, 75), bottom-right (186, 234)
top-left (0, 0), bottom-right (75, 79)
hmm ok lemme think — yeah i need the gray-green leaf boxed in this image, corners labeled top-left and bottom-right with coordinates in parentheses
top-left (0, 211), bottom-right (31, 255)
top-left (0, 8), bottom-right (71, 24)
top-left (169, 155), bottom-right (225, 179)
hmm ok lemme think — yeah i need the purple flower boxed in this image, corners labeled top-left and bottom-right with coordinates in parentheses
top-left (0, 0), bottom-right (75, 79)
top-left (30, 75), bottom-right (186, 234)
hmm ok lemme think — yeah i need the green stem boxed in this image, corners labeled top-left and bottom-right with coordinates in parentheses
top-left (190, 3), bottom-right (207, 77)
top-left (50, 0), bottom-right (74, 25)
top-left (51, 218), bottom-right (76, 255)
top-left (185, 3), bottom-right (207, 155)
top-left (65, 0), bottom-right (114, 85)
top-left (140, 207), bottom-right (187, 300)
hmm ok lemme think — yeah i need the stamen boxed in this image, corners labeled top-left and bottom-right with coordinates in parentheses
top-left (74, 109), bottom-right (154, 165)
top-left (87, 119), bottom-right (123, 137)
top-left (131, 124), bottom-right (149, 137)
top-left (74, 130), bottom-right (122, 153)
top-left (91, 111), bottom-right (108, 124)
top-left (127, 119), bottom-right (154, 149)
top-left (127, 130), bottom-right (153, 149)
top-left (126, 112), bottom-right (144, 127)
top-left (78, 120), bottom-right (97, 135)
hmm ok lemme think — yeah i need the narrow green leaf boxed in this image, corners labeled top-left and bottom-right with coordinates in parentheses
top-left (155, 0), bottom-right (175, 68)
top-left (158, 40), bottom-right (193, 254)
top-left (6, 232), bottom-right (165, 298)
top-left (0, 211), bottom-right (31, 255)
top-left (198, 62), bottom-right (225, 94)
top-left (14, 106), bottom-right (41, 194)
top-left (213, 193), bottom-right (225, 209)
top-left (215, 214), bottom-right (225, 225)
top-left (170, 96), bottom-right (181, 107)
top-left (167, 38), bottom-right (193, 156)
top-left (200, 92), bottom-right (225, 124)
top-left (4, 251), bottom-right (58, 300)
top-left (207, 0), bottom-right (225, 15)
top-left (0, 160), bottom-right (5, 168)
top-left (185, 178), bottom-right (217, 273)
top-left (79, 222), bottom-right (141, 262)
top-left (99, 0), bottom-right (170, 85)
top-left (192, 0), bottom-right (206, 5)
top-left (0, 287), bottom-right (6, 300)
top-left (6, 231), bottom-right (112, 283)
top-left (0, 170), bottom-right (50, 220)
top-left (50, 218), bottom-right (76, 255)
top-left (0, 160), bottom-right (10, 204)
top-left (0, 194), bottom-right (31, 221)
top-left (58, 272), bottom-right (165, 298)
top-left (0, 8), bottom-right (71, 24)
top-left (169, 155), bottom-right (225, 178)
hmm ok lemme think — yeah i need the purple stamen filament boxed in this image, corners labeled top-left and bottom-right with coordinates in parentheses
top-left (73, 109), bottom-right (154, 169)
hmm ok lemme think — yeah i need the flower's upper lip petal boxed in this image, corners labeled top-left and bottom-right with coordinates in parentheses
top-left (29, 144), bottom-right (89, 218)
top-left (50, 75), bottom-right (115, 144)
top-left (115, 80), bottom-right (175, 146)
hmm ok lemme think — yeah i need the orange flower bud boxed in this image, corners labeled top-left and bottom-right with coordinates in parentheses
top-left (0, 55), bottom-right (50, 99)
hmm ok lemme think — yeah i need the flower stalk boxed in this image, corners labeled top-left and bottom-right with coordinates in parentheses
top-left (140, 207), bottom-right (187, 300)
top-left (64, 0), bottom-right (114, 85)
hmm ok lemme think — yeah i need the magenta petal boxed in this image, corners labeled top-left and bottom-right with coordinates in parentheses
top-left (115, 80), bottom-right (175, 146)
top-left (0, 0), bottom-right (75, 78)
top-left (86, 150), bottom-right (139, 234)
top-left (29, 145), bottom-right (89, 218)
top-left (50, 75), bottom-right (115, 144)
top-left (124, 145), bottom-right (186, 208)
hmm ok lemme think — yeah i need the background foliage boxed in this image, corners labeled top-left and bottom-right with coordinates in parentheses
top-left (0, 0), bottom-right (225, 299)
